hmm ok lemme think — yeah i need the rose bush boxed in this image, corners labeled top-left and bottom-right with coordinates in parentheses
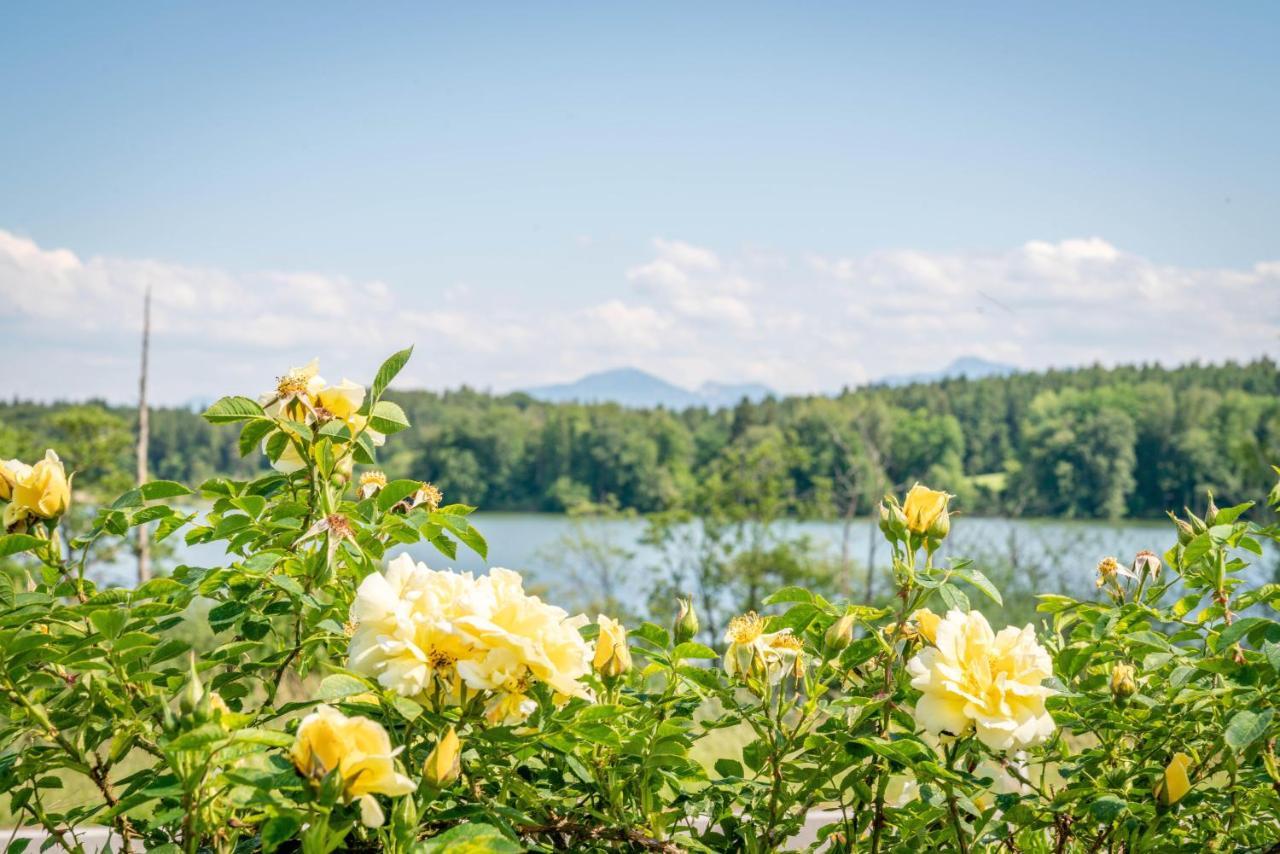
top-left (0, 349), bottom-right (1278, 852)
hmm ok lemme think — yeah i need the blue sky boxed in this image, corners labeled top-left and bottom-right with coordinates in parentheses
top-left (1, 3), bottom-right (1278, 402)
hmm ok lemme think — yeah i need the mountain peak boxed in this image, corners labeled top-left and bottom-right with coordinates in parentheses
top-left (876, 356), bottom-right (1018, 387)
top-left (522, 368), bottom-right (772, 409)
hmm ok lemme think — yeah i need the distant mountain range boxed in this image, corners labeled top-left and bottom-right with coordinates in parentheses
top-left (875, 356), bottom-right (1018, 388)
top-left (521, 357), bottom-right (1019, 409)
top-left (522, 368), bottom-right (772, 409)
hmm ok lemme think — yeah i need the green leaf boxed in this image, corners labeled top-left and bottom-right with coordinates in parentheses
top-left (140, 480), bottom-right (193, 500)
top-left (370, 346), bottom-right (413, 403)
top-left (1263, 641), bottom-right (1280, 673)
top-left (260, 816), bottom-right (301, 854)
top-left (952, 567), bottom-right (1002, 606)
top-left (436, 511), bottom-right (488, 559)
top-left (238, 419), bottom-right (277, 457)
top-left (316, 673), bottom-right (369, 701)
top-left (1218, 617), bottom-right (1272, 650)
top-left (377, 479), bottom-right (423, 511)
top-left (1211, 501), bottom-right (1254, 525)
top-left (673, 642), bottom-right (718, 660)
top-left (369, 400), bottom-right (410, 435)
top-left (421, 823), bottom-right (521, 854)
top-left (89, 609), bottom-right (127, 640)
top-left (0, 534), bottom-right (43, 558)
top-left (1224, 708), bottom-right (1272, 753)
top-left (1089, 794), bottom-right (1127, 821)
top-left (0, 574), bottom-right (13, 610)
top-left (630, 622), bottom-right (670, 649)
top-left (763, 586), bottom-right (814, 606)
top-left (202, 396), bottom-right (266, 424)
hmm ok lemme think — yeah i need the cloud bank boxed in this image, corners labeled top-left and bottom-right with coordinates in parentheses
top-left (1, 228), bottom-right (1276, 404)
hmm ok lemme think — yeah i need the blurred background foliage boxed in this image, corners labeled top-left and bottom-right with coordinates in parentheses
top-left (2, 358), bottom-right (1276, 521)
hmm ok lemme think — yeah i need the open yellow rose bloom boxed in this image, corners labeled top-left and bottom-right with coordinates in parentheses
top-left (290, 705), bottom-right (414, 827)
top-left (347, 554), bottom-right (593, 725)
top-left (907, 609), bottom-right (1056, 751)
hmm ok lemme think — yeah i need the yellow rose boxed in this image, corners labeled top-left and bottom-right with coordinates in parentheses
top-left (12, 450), bottom-right (71, 519)
top-left (1155, 752), bottom-right (1192, 805)
top-left (1110, 662), bottom-right (1137, 701)
top-left (593, 615), bottom-right (632, 679)
top-left (291, 704), bottom-right (415, 827)
top-left (723, 612), bottom-right (803, 684)
top-left (902, 484), bottom-right (951, 536)
top-left (262, 359), bottom-right (326, 421)
top-left (422, 727), bottom-right (461, 788)
top-left (315, 379), bottom-right (365, 422)
top-left (906, 609), bottom-right (1056, 751)
top-left (0, 458), bottom-right (31, 501)
top-left (909, 608), bottom-right (942, 645)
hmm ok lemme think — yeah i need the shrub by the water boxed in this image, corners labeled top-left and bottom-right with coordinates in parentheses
top-left (0, 350), bottom-right (1278, 852)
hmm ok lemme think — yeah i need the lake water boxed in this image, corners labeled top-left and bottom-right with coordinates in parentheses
top-left (130, 513), bottom-right (1278, 624)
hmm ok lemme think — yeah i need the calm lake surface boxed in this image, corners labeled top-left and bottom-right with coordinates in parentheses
top-left (125, 513), bottom-right (1277, 622)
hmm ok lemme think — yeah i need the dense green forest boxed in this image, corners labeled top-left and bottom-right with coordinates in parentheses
top-left (2, 359), bottom-right (1277, 520)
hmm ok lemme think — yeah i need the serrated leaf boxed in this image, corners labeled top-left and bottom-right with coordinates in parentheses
top-left (673, 642), bottom-right (717, 659)
top-left (0, 534), bottom-right (43, 558)
top-left (89, 608), bottom-right (127, 640)
top-left (370, 347), bottom-right (413, 403)
top-left (377, 479), bottom-right (423, 512)
top-left (1224, 708), bottom-right (1272, 753)
top-left (1218, 617), bottom-right (1272, 650)
top-left (238, 419), bottom-right (277, 457)
top-left (763, 586), bottom-right (814, 606)
top-left (203, 396), bottom-right (266, 424)
top-left (421, 823), bottom-right (520, 854)
top-left (260, 815), bottom-right (300, 854)
top-left (369, 400), bottom-right (410, 435)
top-left (140, 480), bottom-right (193, 500)
top-left (316, 673), bottom-right (369, 701)
top-left (952, 567), bottom-right (1002, 606)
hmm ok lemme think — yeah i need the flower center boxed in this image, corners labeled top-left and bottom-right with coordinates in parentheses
top-left (728, 612), bottom-right (766, 645)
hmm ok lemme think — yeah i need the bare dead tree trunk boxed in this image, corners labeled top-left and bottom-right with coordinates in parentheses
top-left (136, 286), bottom-right (152, 585)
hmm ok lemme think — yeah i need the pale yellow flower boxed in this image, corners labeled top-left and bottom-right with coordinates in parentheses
top-left (348, 554), bottom-right (486, 698)
top-left (1154, 752), bottom-right (1192, 805)
top-left (909, 608), bottom-right (942, 645)
top-left (484, 691), bottom-right (537, 727)
top-left (0, 458), bottom-right (31, 501)
top-left (347, 556), bottom-right (593, 720)
top-left (906, 609), bottom-right (1055, 751)
top-left (422, 727), bottom-right (461, 788)
top-left (723, 612), bottom-right (803, 684)
top-left (902, 484), bottom-right (951, 536)
top-left (315, 379), bottom-right (365, 422)
top-left (593, 615), bottom-right (632, 678)
top-left (358, 470), bottom-right (388, 500)
top-left (12, 450), bottom-right (70, 519)
top-left (262, 359), bottom-right (325, 421)
top-left (290, 705), bottom-right (414, 827)
top-left (453, 568), bottom-right (593, 701)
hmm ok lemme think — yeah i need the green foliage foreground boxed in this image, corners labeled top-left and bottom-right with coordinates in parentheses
top-left (1, 351), bottom-right (1279, 852)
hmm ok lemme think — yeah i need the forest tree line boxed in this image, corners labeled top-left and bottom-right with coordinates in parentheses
top-left (1, 358), bottom-right (1277, 520)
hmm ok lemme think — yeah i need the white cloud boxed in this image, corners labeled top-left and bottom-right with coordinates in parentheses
top-left (0, 228), bottom-right (1276, 404)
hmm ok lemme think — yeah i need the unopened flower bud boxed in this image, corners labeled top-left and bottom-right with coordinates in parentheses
top-left (824, 613), bottom-right (855, 654)
top-left (674, 597), bottom-right (699, 645)
top-left (879, 499), bottom-right (908, 539)
top-left (423, 727), bottom-right (461, 788)
top-left (1172, 516), bottom-right (1195, 545)
top-left (1204, 493), bottom-right (1220, 526)
top-left (179, 654), bottom-right (204, 717)
top-left (593, 616), bottom-right (632, 679)
top-left (1110, 662), bottom-right (1137, 704)
top-left (926, 506), bottom-right (951, 541)
top-left (1185, 509), bottom-right (1207, 535)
